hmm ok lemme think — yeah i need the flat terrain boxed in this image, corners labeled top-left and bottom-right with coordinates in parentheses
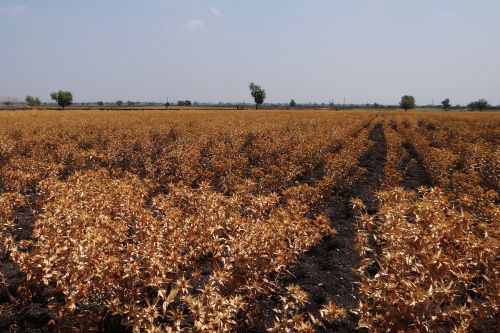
top-left (0, 110), bottom-right (498, 332)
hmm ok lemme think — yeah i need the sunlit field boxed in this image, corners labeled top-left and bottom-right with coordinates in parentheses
top-left (0, 109), bottom-right (498, 332)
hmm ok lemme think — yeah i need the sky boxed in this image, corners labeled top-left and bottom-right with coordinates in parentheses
top-left (1, 0), bottom-right (499, 105)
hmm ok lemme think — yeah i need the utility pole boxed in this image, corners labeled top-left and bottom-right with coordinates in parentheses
top-left (343, 96), bottom-right (346, 109)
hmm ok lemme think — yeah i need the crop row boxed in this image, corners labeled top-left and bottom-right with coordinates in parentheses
top-left (356, 115), bottom-right (499, 332)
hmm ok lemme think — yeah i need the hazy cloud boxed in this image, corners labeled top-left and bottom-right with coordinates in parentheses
top-left (0, 4), bottom-right (27, 15)
top-left (210, 6), bottom-right (221, 16)
top-left (184, 19), bottom-right (204, 30)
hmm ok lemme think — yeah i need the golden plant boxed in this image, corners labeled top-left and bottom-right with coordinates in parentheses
top-left (0, 109), bottom-right (498, 331)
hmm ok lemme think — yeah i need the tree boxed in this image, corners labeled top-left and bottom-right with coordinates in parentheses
top-left (468, 99), bottom-right (489, 111)
top-left (50, 90), bottom-right (73, 109)
top-left (164, 101), bottom-right (170, 108)
top-left (290, 99), bottom-right (297, 108)
top-left (127, 101), bottom-right (135, 106)
top-left (177, 100), bottom-right (192, 107)
top-left (25, 95), bottom-right (42, 108)
top-left (97, 101), bottom-right (104, 106)
top-left (116, 100), bottom-right (123, 106)
top-left (441, 98), bottom-right (451, 111)
top-left (249, 82), bottom-right (266, 109)
top-left (475, 99), bottom-right (489, 111)
top-left (400, 95), bottom-right (415, 111)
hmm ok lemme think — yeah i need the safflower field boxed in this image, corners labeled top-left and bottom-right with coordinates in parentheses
top-left (0, 110), bottom-right (498, 332)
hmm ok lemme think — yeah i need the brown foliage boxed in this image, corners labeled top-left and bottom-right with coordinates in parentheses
top-left (1, 110), bottom-right (498, 331)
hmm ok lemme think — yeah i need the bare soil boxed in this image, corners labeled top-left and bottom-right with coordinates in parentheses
top-left (399, 142), bottom-right (432, 190)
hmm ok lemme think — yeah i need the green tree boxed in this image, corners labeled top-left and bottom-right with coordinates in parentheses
top-left (25, 95), bottom-right (42, 108)
top-left (50, 90), bottom-right (73, 109)
top-left (290, 99), bottom-right (297, 108)
top-left (249, 82), bottom-right (266, 109)
top-left (97, 101), bottom-right (104, 106)
top-left (400, 95), bottom-right (415, 111)
top-left (441, 98), bottom-right (451, 111)
top-left (116, 100), bottom-right (123, 106)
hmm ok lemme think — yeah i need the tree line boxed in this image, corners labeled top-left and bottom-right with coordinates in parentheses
top-left (399, 95), bottom-right (490, 111)
top-left (14, 86), bottom-right (496, 111)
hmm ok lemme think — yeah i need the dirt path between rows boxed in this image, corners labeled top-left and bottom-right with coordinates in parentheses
top-left (399, 142), bottom-right (432, 190)
top-left (243, 123), bottom-right (387, 332)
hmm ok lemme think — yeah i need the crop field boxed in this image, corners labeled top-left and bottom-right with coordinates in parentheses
top-left (0, 110), bottom-right (498, 332)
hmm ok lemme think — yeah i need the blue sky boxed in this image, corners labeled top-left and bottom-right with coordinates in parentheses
top-left (1, 0), bottom-right (499, 104)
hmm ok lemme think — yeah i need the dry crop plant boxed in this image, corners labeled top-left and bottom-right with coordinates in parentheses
top-left (6, 169), bottom-right (337, 330)
top-left (0, 192), bottom-right (27, 289)
top-left (355, 113), bottom-right (499, 332)
top-left (267, 284), bottom-right (346, 332)
top-left (355, 188), bottom-right (499, 332)
top-left (3, 110), bottom-right (497, 331)
top-left (398, 116), bottom-right (499, 221)
top-left (0, 110), bottom-right (372, 331)
top-left (0, 111), bottom-right (374, 196)
top-left (316, 123), bottom-right (374, 194)
top-left (380, 122), bottom-right (407, 189)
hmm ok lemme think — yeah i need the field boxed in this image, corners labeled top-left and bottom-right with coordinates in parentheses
top-left (0, 109), bottom-right (498, 332)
